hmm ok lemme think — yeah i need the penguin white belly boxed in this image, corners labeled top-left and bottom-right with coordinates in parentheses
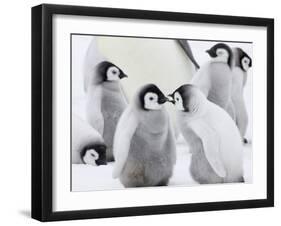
top-left (97, 37), bottom-right (193, 96)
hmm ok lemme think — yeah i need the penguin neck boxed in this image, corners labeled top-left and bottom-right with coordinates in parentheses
top-left (102, 81), bottom-right (122, 92)
top-left (211, 56), bottom-right (228, 64)
top-left (138, 108), bottom-right (168, 134)
top-left (178, 100), bottom-right (208, 122)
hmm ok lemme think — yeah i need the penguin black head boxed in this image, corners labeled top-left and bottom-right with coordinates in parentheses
top-left (80, 143), bottom-right (107, 166)
top-left (206, 43), bottom-right (233, 67)
top-left (234, 48), bottom-right (252, 72)
top-left (168, 84), bottom-right (204, 113)
top-left (96, 61), bottom-right (128, 83)
top-left (139, 84), bottom-right (169, 111)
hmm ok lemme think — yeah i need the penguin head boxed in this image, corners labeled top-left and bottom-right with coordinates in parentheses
top-left (96, 61), bottom-right (127, 83)
top-left (138, 84), bottom-right (169, 111)
top-left (233, 48), bottom-right (252, 72)
top-left (80, 143), bottom-right (107, 166)
top-left (206, 43), bottom-right (233, 66)
top-left (168, 84), bottom-right (206, 114)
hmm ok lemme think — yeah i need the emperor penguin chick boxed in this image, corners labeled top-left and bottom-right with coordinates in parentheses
top-left (72, 115), bottom-right (107, 166)
top-left (85, 59), bottom-right (128, 162)
top-left (113, 84), bottom-right (176, 187)
top-left (230, 47), bottom-right (252, 143)
top-left (191, 43), bottom-right (235, 119)
top-left (169, 84), bottom-right (244, 184)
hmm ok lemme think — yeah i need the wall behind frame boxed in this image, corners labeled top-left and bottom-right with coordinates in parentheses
top-left (0, 0), bottom-right (278, 226)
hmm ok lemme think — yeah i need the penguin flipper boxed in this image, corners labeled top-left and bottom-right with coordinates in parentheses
top-left (189, 119), bottom-right (226, 178)
top-left (112, 106), bottom-right (138, 178)
top-left (177, 39), bottom-right (200, 70)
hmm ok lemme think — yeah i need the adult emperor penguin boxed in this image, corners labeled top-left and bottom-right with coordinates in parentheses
top-left (112, 84), bottom-right (176, 187)
top-left (191, 43), bottom-right (235, 119)
top-left (72, 115), bottom-right (107, 166)
top-left (84, 40), bottom-right (128, 162)
top-left (169, 84), bottom-right (244, 184)
top-left (230, 47), bottom-right (252, 143)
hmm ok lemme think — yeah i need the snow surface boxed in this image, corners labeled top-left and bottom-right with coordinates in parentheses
top-left (71, 37), bottom-right (253, 192)
top-left (72, 139), bottom-right (252, 191)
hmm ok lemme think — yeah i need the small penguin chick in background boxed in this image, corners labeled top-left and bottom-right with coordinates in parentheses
top-left (169, 84), bottom-right (244, 184)
top-left (191, 43), bottom-right (235, 120)
top-left (230, 47), bottom-right (252, 144)
top-left (84, 48), bottom-right (128, 162)
top-left (93, 61), bottom-right (128, 84)
top-left (113, 84), bottom-right (176, 187)
top-left (206, 43), bottom-right (233, 66)
top-left (72, 115), bottom-right (107, 166)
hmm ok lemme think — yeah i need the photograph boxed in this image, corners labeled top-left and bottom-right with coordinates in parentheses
top-left (31, 4), bottom-right (273, 221)
top-left (71, 34), bottom-right (253, 192)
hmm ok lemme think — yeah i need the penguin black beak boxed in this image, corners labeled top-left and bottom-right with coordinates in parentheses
top-left (119, 73), bottom-right (128, 79)
top-left (206, 49), bottom-right (216, 57)
top-left (95, 144), bottom-right (107, 166)
top-left (167, 94), bottom-right (176, 104)
top-left (158, 96), bottom-right (170, 104)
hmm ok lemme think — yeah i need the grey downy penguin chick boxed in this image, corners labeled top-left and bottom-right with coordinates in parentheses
top-left (72, 115), bottom-right (107, 166)
top-left (229, 47), bottom-right (252, 143)
top-left (169, 84), bottom-right (244, 184)
top-left (191, 43), bottom-right (235, 119)
top-left (85, 59), bottom-right (128, 162)
top-left (113, 84), bottom-right (177, 187)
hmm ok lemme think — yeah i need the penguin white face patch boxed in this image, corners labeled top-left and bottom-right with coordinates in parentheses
top-left (144, 92), bottom-right (162, 110)
top-left (214, 48), bottom-right (229, 63)
top-left (82, 149), bottom-right (99, 166)
top-left (241, 56), bottom-right (251, 71)
top-left (174, 92), bottom-right (185, 111)
top-left (106, 66), bottom-right (120, 81)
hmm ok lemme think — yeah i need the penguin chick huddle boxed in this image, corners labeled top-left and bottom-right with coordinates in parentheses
top-left (191, 43), bottom-right (252, 143)
top-left (72, 40), bottom-right (252, 187)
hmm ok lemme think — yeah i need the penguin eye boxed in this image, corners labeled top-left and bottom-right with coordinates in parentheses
top-left (108, 66), bottom-right (120, 75)
top-left (176, 97), bottom-right (179, 101)
top-left (216, 48), bottom-right (227, 56)
top-left (149, 97), bottom-right (154, 101)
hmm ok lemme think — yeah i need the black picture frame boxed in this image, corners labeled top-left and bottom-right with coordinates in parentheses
top-left (32, 3), bottom-right (274, 222)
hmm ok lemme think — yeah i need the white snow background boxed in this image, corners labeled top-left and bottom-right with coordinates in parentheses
top-left (71, 36), bottom-right (253, 191)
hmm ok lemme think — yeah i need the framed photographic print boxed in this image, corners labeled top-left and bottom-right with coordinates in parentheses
top-left (32, 4), bottom-right (274, 221)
